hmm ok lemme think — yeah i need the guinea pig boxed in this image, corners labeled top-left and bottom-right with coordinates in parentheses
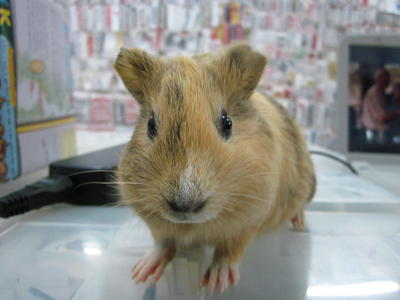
top-left (114, 43), bottom-right (316, 294)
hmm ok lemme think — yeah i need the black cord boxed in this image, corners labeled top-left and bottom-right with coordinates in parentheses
top-left (309, 150), bottom-right (359, 175)
top-left (0, 176), bottom-right (73, 218)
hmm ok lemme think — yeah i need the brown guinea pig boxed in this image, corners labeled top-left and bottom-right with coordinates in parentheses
top-left (114, 43), bottom-right (316, 294)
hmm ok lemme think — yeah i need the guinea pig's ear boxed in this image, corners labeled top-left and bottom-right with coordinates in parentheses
top-left (114, 47), bottom-right (163, 105)
top-left (210, 43), bottom-right (267, 102)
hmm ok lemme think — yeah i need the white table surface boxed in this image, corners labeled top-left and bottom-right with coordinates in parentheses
top-left (1, 151), bottom-right (400, 300)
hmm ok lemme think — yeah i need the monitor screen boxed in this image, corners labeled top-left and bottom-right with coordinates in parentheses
top-left (348, 46), bottom-right (400, 154)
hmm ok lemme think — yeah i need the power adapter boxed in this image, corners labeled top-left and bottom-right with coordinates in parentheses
top-left (0, 144), bottom-right (126, 218)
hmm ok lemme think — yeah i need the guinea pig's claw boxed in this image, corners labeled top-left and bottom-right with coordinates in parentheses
top-left (202, 263), bottom-right (239, 294)
top-left (291, 210), bottom-right (305, 231)
top-left (131, 248), bottom-right (175, 283)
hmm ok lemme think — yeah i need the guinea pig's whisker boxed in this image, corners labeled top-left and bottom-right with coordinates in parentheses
top-left (221, 204), bottom-right (245, 217)
top-left (114, 182), bottom-right (145, 187)
top-left (227, 196), bottom-right (260, 207)
top-left (131, 206), bottom-right (149, 217)
top-left (141, 208), bottom-right (161, 221)
top-left (217, 192), bottom-right (266, 203)
top-left (108, 201), bottom-right (126, 208)
top-left (124, 199), bottom-right (148, 204)
top-left (230, 197), bottom-right (265, 207)
top-left (219, 207), bottom-right (249, 225)
top-left (74, 181), bottom-right (144, 191)
top-left (242, 171), bottom-right (278, 177)
top-left (150, 213), bottom-right (164, 226)
top-left (229, 193), bottom-right (267, 203)
top-left (134, 199), bottom-right (159, 211)
top-left (67, 169), bottom-right (123, 177)
top-left (218, 171), bottom-right (277, 188)
top-left (217, 199), bottom-right (253, 218)
top-left (225, 198), bottom-right (262, 211)
top-left (222, 194), bottom-right (275, 215)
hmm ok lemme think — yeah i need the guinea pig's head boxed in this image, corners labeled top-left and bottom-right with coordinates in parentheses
top-left (115, 43), bottom-right (270, 226)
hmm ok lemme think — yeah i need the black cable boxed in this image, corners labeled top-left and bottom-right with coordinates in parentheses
top-left (309, 150), bottom-right (359, 175)
top-left (0, 176), bottom-right (73, 218)
top-left (0, 144), bottom-right (124, 218)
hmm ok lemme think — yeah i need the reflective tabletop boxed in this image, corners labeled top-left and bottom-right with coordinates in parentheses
top-left (1, 171), bottom-right (400, 300)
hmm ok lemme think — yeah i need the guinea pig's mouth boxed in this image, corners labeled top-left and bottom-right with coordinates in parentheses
top-left (162, 211), bottom-right (213, 224)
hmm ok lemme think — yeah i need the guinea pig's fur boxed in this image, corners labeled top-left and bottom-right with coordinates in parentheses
top-left (115, 43), bottom-right (315, 289)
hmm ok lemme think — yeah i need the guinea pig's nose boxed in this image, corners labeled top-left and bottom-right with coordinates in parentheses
top-left (167, 199), bottom-right (206, 213)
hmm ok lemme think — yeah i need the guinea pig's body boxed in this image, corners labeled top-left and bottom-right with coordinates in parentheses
top-left (115, 43), bottom-right (315, 293)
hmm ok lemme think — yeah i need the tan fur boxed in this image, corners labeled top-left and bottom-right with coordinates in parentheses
top-left (115, 43), bottom-right (315, 267)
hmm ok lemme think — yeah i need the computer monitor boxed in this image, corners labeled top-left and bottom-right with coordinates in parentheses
top-left (336, 35), bottom-right (400, 164)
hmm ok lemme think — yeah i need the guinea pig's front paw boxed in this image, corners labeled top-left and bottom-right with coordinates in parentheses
top-left (131, 246), bottom-right (175, 284)
top-left (291, 209), bottom-right (305, 231)
top-left (201, 263), bottom-right (240, 294)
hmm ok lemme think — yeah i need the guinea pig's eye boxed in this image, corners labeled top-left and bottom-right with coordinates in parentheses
top-left (147, 113), bottom-right (157, 140)
top-left (219, 109), bottom-right (232, 140)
